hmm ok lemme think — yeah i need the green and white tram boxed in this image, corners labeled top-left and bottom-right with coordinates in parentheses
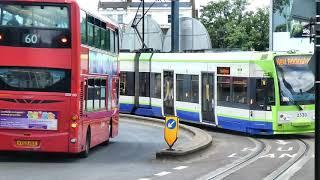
top-left (119, 51), bottom-right (315, 135)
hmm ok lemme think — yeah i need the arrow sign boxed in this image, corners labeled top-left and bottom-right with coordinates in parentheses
top-left (164, 116), bottom-right (179, 149)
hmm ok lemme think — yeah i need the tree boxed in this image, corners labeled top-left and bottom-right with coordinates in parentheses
top-left (200, 0), bottom-right (269, 51)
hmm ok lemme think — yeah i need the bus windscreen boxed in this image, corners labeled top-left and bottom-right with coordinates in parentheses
top-left (0, 3), bottom-right (70, 48)
top-left (0, 67), bottom-right (71, 93)
top-left (0, 4), bottom-right (69, 29)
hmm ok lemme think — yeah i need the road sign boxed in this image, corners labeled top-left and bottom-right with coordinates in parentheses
top-left (164, 116), bottom-right (179, 149)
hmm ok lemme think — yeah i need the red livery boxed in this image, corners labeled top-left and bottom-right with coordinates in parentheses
top-left (0, 0), bottom-right (120, 157)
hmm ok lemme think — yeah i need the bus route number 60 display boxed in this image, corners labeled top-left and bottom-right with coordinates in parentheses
top-left (164, 116), bottom-right (179, 150)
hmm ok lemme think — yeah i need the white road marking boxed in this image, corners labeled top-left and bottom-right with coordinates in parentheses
top-left (279, 153), bottom-right (297, 158)
top-left (228, 153), bottom-right (237, 158)
top-left (276, 140), bottom-right (291, 145)
top-left (137, 178), bottom-right (151, 180)
top-left (277, 147), bottom-right (293, 152)
top-left (241, 147), bottom-right (255, 152)
top-left (154, 171), bottom-right (171, 176)
top-left (259, 153), bottom-right (276, 159)
top-left (173, 166), bottom-right (188, 170)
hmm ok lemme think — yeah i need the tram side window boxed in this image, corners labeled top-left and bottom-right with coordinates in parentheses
top-left (217, 77), bottom-right (231, 104)
top-left (254, 79), bottom-right (275, 107)
top-left (176, 74), bottom-right (199, 103)
top-left (80, 10), bottom-right (87, 44)
top-left (120, 72), bottom-right (135, 96)
top-left (232, 77), bottom-right (248, 104)
top-left (151, 73), bottom-right (161, 99)
top-left (255, 79), bottom-right (265, 106)
top-left (139, 72), bottom-right (150, 97)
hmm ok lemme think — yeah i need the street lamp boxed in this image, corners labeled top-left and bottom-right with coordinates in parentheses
top-left (315, 1), bottom-right (320, 180)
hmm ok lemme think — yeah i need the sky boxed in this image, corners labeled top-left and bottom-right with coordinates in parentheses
top-left (77, 0), bottom-right (270, 11)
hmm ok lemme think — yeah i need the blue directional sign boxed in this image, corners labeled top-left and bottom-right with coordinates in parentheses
top-left (166, 119), bottom-right (177, 129)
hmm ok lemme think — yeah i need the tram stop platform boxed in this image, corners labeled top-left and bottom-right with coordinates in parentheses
top-left (120, 114), bottom-right (213, 158)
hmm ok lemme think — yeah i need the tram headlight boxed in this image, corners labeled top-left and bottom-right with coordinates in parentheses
top-left (279, 113), bottom-right (291, 122)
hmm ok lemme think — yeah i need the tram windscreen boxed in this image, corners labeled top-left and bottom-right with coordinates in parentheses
top-left (275, 55), bottom-right (315, 105)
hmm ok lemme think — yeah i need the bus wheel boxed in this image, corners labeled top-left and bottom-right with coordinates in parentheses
top-left (80, 131), bottom-right (90, 158)
top-left (102, 120), bottom-right (112, 146)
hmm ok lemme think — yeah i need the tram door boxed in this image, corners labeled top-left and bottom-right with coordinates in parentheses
top-left (202, 72), bottom-right (215, 124)
top-left (163, 71), bottom-right (174, 116)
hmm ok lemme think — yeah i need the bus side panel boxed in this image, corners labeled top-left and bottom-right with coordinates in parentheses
top-left (111, 77), bottom-right (119, 138)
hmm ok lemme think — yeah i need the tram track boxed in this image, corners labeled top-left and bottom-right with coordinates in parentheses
top-left (197, 137), bottom-right (270, 180)
top-left (263, 138), bottom-right (310, 180)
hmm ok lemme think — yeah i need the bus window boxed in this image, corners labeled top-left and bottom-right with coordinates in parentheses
top-left (87, 16), bottom-right (94, 46)
top-left (0, 4), bottom-right (69, 28)
top-left (94, 79), bottom-right (101, 110)
top-left (106, 29), bottom-right (111, 51)
top-left (80, 10), bottom-right (87, 44)
top-left (101, 79), bottom-right (107, 109)
top-left (101, 29), bottom-right (106, 50)
top-left (115, 31), bottom-right (119, 53)
top-left (0, 67), bottom-right (70, 93)
top-left (94, 26), bottom-right (101, 48)
top-left (87, 79), bottom-right (95, 111)
top-left (110, 31), bottom-right (115, 53)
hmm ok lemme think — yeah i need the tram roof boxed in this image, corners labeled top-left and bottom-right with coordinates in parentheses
top-left (119, 51), bottom-right (313, 62)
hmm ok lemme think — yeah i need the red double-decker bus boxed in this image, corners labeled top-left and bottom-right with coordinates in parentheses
top-left (0, 0), bottom-right (120, 157)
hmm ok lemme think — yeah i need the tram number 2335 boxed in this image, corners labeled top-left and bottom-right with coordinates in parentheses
top-left (23, 34), bottom-right (39, 44)
top-left (297, 112), bottom-right (308, 118)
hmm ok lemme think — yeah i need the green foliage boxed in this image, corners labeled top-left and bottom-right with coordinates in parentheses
top-left (200, 0), bottom-right (269, 51)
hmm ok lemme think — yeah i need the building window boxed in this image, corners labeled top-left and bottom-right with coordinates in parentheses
top-left (176, 74), bottom-right (199, 103)
top-left (118, 14), bottom-right (123, 24)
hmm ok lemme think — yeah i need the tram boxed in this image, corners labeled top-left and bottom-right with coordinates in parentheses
top-left (119, 51), bottom-right (315, 135)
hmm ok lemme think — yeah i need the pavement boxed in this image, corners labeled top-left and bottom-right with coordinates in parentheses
top-left (120, 114), bottom-right (213, 158)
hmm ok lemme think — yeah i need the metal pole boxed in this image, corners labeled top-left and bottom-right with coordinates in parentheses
top-left (269, 0), bottom-right (273, 51)
top-left (171, 0), bottom-right (180, 52)
top-left (316, 3), bottom-right (320, 180)
top-left (142, 0), bottom-right (145, 49)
